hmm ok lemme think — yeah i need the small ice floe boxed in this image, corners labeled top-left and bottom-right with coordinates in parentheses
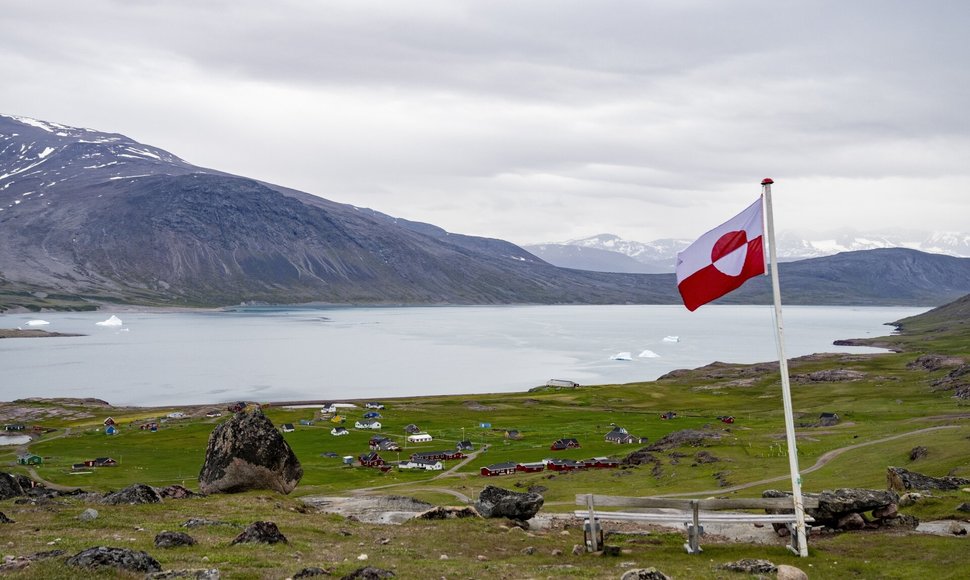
top-left (663, 336), bottom-right (680, 343)
top-left (610, 352), bottom-right (633, 361)
top-left (638, 350), bottom-right (660, 358)
top-left (25, 319), bottom-right (50, 326)
top-left (95, 315), bottom-right (123, 327)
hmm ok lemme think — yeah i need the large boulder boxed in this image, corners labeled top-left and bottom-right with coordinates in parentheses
top-left (474, 485), bottom-right (543, 521)
top-left (102, 483), bottom-right (162, 505)
top-left (198, 408), bottom-right (303, 494)
top-left (0, 472), bottom-right (25, 500)
top-left (764, 488), bottom-right (900, 529)
top-left (66, 546), bottom-right (162, 573)
top-left (231, 521), bottom-right (288, 545)
top-left (887, 467), bottom-right (970, 492)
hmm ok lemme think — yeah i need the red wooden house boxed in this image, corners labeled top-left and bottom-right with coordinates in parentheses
top-left (358, 452), bottom-right (385, 467)
top-left (480, 462), bottom-right (518, 476)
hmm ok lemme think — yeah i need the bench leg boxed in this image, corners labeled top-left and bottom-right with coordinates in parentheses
top-left (584, 518), bottom-right (602, 552)
top-left (785, 523), bottom-right (810, 556)
top-left (684, 523), bottom-right (704, 554)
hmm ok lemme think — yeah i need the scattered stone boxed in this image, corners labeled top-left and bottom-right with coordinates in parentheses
top-left (619, 568), bottom-right (671, 580)
top-left (231, 521), bottom-right (287, 545)
top-left (198, 407), bottom-right (303, 495)
top-left (293, 567), bottom-right (331, 578)
top-left (182, 517), bottom-right (236, 528)
top-left (898, 493), bottom-right (922, 507)
top-left (147, 570), bottom-right (221, 579)
top-left (776, 564), bottom-right (809, 580)
top-left (521, 546), bottom-right (536, 555)
top-left (101, 483), bottom-right (162, 505)
top-left (600, 545), bottom-right (621, 556)
top-left (931, 364), bottom-right (970, 392)
top-left (474, 485), bottom-right (543, 521)
top-left (439, 554), bottom-right (448, 560)
top-left (155, 531), bottom-right (197, 548)
top-left (879, 515), bottom-right (919, 530)
top-left (909, 446), bottom-right (929, 461)
top-left (78, 508), bottom-right (99, 522)
top-left (416, 506), bottom-right (480, 520)
top-left (571, 544), bottom-right (584, 555)
top-left (158, 485), bottom-right (203, 499)
top-left (873, 504), bottom-right (898, 519)
top-left (66, 546), bottom-right (162, 573)
top-left (719, 559), bottom-right (777, 573)
top-left (888, 467), bottom-right (970, 492)
top-left (340, 567), bottom-right (394, 580)
top-left (0, 511), bottom-right (14, 524)
top-left (0, 558), bottom-right (30, 572)
top-left (956, 502), bottom-right (970, 513)
top-left (28, 550), bottom-right (65, 560)
top-left (476, 555), bottom-right (488, 561)
top-left (528, 485), bottom-right (547, 494)
top-left (947, 521), bottom-right (968, 535)
top-left (551, 549), bottom-right (563, 556)
top-left (837, 512), bottom-right (866, 530)
top-left (646, 429), bottom-right (720, 452)
top-left (694, 451), bottom-right (719, 464)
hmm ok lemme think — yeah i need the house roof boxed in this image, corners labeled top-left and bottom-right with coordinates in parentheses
top-left (484, 462), bottom-right (518, 470)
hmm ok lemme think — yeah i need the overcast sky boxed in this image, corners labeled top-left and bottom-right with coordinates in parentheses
top-left (3, 1), bottom-right (968, 245)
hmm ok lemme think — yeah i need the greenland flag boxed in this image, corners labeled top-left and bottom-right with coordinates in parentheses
top-left (675, 197), bottom-right (765, 311)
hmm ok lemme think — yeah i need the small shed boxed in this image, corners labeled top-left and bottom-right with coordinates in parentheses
top-left (819, 412), bottom-right (840, 427)
top-left (504, 429), bottom-right (522, 440)
top-left (17, 453), bottom-right (42, 466)
top-left (105, 425), bottom-right (118, 435)
top-left (102, 417), bottom-right (116, 427)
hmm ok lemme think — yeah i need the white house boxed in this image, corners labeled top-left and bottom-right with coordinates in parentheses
top-left (331, 427), bottom-right (349, 436)
top-left (407, 433), bottom-right (433, 443)
top-left (399, 459), bottom-right (443, 471)
top-left (167, 412), bottom-right (186, 419)
top-left (355, 420), bottom-right (382, 430)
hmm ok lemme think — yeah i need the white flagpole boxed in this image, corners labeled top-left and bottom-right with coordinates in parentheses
top-left (761, 177), bottom-right (809, 556)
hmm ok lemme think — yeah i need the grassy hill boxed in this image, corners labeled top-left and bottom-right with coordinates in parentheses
top-left (2, 297), bottom-right (969, 578)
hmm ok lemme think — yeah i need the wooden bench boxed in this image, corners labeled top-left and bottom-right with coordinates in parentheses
top-left (575, 494), bottom-right (818, 555)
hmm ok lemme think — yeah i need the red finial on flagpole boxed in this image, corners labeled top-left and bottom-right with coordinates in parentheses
top-left (761, 178), bottom-right (774, 185)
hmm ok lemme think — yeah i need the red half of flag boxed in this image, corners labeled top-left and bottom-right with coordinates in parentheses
top-left (675, 197), bottom-right (765, 311)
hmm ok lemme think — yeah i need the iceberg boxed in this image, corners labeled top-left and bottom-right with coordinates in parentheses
top-left (663, 336), bottom-right (680, 343)
top-left (638, 350), bottom-right (660, 358)
top-left (95, 315), bottom-right (123, 327)
top-left (25, 320), bottom-right (50, 326)
top-left (610, 352), bottom-right (633, 361)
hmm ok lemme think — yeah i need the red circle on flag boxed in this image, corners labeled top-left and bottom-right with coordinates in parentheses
top-left (711, 230), bottom-right (747, 262)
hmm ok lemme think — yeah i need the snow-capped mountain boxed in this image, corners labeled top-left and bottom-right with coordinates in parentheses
top-left (529, 231), bottom-right (970, 273)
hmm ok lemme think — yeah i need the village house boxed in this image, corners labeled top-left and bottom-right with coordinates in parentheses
top-left (376, 440), bottom-right (401, 452)
top-left (399, 459), bottom-right (443, 471)
top-left (139, 422), bottom-right (158, 431)
top-left (404, 424), bottom-right (422, 434)
top-left (407, 433), bottom-right (433, 443)
top-left (228, 402), bottom-right (247, 413)
top-left (104, 425), bottom-right (118, 435)
top-left (581, 457), bottom-right (620, 469)
top-left (659, 411), bottom-right (678, 420)
top-left (4, 424), bottom-right (26, 431)
top-left (331, 415), bottom-right (346, 424)
top-left (205, 410), bottom-right (223, 418)
top-left (84, 457), bottom-right (118, 467)
top-left (355, 420), bottom-right (382, 430)
top-left (299, 419), bottom-right (314, 426)
top-left (515, 461), bottom-right (545, 473)
top-left (550, 438), bottom-right (581, 450)
top-left (331, 427), bottom-right (349, 436)
top-left (362, 411), bottom-right (382, 419)
top-left (546, 458), bottom-right (583, 471)
top-left (281, 423), bottom-right (296, 433)
top-left (364, 402), bottom-right (385, 410)
top-left (480, 462), bottom-right (518, 476)
top-left (604, 426), bottom-right (644, 444)
top-left (504, 429), bottom-right (522, 440)
top-left (410, 450), bottom-right (463, 462)
top-left (167, 412), bottom-right (186, 420)
top-left (358, 452), bottom-right (385, 467)
top-left (545, 379), bottom-right (580, 388)
top-left (456, 440), bottom-right (475, 451)
top-left (17, 453), bottom-right (42, 466)
top-left (717, 415), bottom-right (735, 424)
top-left (102, 417), bottom-right (115, 427)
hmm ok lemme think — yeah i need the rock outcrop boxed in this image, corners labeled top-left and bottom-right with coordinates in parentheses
top-left (474, 486), bottom-right (543, 521)
top-left (887, 467), bottom-right (970, 492)
top-left (231, 521), bottom-right (288, 545)
top-left (198, 408), bottom-right (303, 494)
top-left (0, 472), bottom-right (25, 500)
top-left (102, 483), bottom-right (162, 505)
top-left (764, 488), bottom-right (914, 531)
top-left (66, 546), bottom-right (162, 573)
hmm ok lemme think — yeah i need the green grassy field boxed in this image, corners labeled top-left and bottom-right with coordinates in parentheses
top-left (2, 297), bottom-right (969, 578)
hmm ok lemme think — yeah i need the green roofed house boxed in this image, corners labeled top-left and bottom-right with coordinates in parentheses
top-left (18, 453), bottom-right (42, 465)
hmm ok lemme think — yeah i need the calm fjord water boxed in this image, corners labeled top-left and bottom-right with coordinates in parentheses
top-left (1, 305), bottom-right (925, 406)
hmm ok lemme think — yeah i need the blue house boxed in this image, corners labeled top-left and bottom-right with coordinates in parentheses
top-left (105, 425), bottom-right (118, 435)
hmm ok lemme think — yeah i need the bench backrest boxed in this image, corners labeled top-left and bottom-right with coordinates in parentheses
top-left (576, 494), bottom-right (820, 510)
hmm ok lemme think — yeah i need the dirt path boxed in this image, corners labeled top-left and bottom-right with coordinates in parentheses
top-left (21, 428), bottom-right (83, 492)
top-left (655, 425), bottom-right (959, 497)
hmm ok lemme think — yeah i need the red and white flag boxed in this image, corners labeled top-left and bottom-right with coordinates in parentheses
top-left (676, 197), bottom-right (765, 311)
